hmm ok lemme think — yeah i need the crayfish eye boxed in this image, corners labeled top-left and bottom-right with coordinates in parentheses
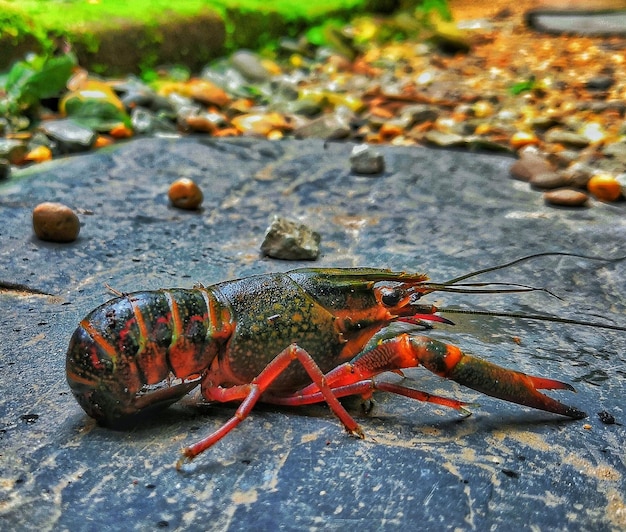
top-left (380, 288), bottom-right (402, 307)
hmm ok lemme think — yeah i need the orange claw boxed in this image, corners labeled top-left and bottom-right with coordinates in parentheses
top-left (354, 334), bottom-right (587, 420)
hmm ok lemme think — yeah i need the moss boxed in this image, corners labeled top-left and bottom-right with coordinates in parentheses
top-left (0, 0), bottom-right (426, 74)
top-left (0, 4), bottom-right (50, 60)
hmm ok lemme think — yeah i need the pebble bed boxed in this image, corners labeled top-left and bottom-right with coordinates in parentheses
top-left (1, 7), bottom-right (626, 207)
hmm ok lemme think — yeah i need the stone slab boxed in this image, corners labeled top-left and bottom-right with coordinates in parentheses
top-left (526, 8), bottom-right (626, 35)
top-left (1, 137), bottom-right (625, 530)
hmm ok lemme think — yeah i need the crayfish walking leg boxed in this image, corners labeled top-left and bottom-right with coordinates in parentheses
top-left (177, 344), bottom-right (365, 469)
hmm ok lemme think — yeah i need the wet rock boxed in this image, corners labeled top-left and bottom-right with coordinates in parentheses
top-left (180, 111), bottom-right (227, 134)
top-left (424, 130), bottom-right (466, 148)
top-left (32, 202), bottom-right (80, 242)
top-left (510, 150), bottom-right (553, 182)
top-left (0, 139), bottom-right (28, 164)
top-left (185, 79), bottom-right (230, 107)
top-left (530, 171), bottom-right (569, 189)
top-left (400, 104), bottom-right (440, 127)
top-left (116, 79), bottom-right (158, 109)
top-left (269, 77), bottom-right (300, 102)
top-left (466, 136), bottom-right (511, 152)
top-left (616, 173), bottom-right (626, 197)
top-left (543, 189), bottom-right (588, 207)
top-left (148, 94), bottom-right (177, 114)
top-left (119, 90), bottom-right (151, 109)
top-left (509, 131), bottom-right (540, 150)
top-left (561, 162), bottom-right (595, 188)
top-left (529, 115), bottom-right (561, 130)
top-left (585, 75), bottom-right (614, 91)
top-left (350, 144), bottom-right (385, 175)
top-left (230, 50), bottom-right (272, 82)
top-left (282, 98), bottom-right (323, 117)
top-left (279, 37), bottom-right (316, 57)
top-left (0, 158), bottom-right (10, 180)
top-left (131, 108), bottom-right (176, 135)
top-left (548, 149), bottom-right (580, 168)
top-left (231, 112), bottom-right (291, 137)
top-left (39, 119), bottom-right (97, 153)
top-left (544, 129), bottom-right (590, 148)
top-left (130, 108), bottom-right (155, 134)
top-left (28, 132), bottom-right (53, 150)
top-left (168, 93), bottom-right (203, 117)
top-left (294, 113), bottom-right (351, 140)
top-left (602, 141), bottom-right (626, 164)
top-left (260, 216), bottom-right (321, 260)
top-left (201, 61), bottom-right (250, 98)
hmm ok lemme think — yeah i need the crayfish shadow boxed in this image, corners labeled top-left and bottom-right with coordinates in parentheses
top-left (95, 396), bottom-right (583, 442)
top-left (365, 407), bottom-right (584, 438)
top-left (95, 404), bottom-right (207, 432)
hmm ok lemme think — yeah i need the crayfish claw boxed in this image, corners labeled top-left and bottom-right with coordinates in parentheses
top-left (561, 405), bottom-right (587, 420)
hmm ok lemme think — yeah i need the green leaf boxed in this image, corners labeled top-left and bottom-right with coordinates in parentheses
top-left (510, 76), bottom-right (536, 95)
top-left (2, 53), bottom-right (76, 111)
top-left (21, 53), bottom-right (76, 101)
top-left (64, 97), bottom-right (131, 132)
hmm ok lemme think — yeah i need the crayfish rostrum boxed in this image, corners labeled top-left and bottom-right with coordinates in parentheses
top-left (66, 255), bottom-right (623, 468)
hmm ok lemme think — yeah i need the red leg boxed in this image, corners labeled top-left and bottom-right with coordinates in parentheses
top-left (177, 343), bottom-right (363, 468)
top-left (264, 379), bottom-right (473, 413)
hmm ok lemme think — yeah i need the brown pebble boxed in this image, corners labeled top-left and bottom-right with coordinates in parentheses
top-left (510, 151), bottom-right (552, 182)
top-left (32, 202), bottom-right (80, 242)
top-left (530, 171), bottom-right (569, 189)
top-left (168, 178), bottom-right (203, 210)
top-left (543, 189), bottom-right (588, 207)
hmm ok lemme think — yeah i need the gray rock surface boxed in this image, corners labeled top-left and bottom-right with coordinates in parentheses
top-left (1, 137), bottom-right (625, 530)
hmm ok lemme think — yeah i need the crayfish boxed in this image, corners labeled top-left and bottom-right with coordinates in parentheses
top-left (65, 253), bottom-right (625, 468)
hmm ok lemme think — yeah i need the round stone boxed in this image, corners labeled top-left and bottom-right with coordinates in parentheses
top-left (543, 189), bottom-right (588, 207)
top-left (32, 202), bottom-right (80, 242)
top-left (168, 178), bottom-right (204, 210)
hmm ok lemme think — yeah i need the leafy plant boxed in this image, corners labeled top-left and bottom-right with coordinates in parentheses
top-left (0, 53), bottom-right (76, 120)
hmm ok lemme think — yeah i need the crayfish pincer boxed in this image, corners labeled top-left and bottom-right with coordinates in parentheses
top-left (67, 256), bottom-right (619, 468)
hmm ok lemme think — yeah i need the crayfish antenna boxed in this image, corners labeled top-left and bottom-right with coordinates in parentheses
top-left (437, 307), bottom-right (626, 333)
